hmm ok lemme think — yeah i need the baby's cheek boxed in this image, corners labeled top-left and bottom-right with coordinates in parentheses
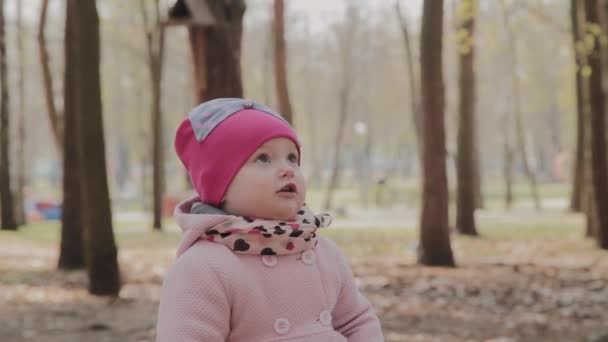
top-left (298, 175), bottom-right (307, 199)
top-left (298, 192), bottom-right (306, 208)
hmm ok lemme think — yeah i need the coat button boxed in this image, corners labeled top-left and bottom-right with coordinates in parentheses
top-left (262, 255), bottom-right (277, 267)
top-left (274, 318), bottom-right (290, 335)
top-left (301, 250), bottom-right (315, 265)
top-left (319, 310), bottom-right (332, 326)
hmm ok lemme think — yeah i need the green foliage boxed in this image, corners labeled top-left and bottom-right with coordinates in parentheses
top-left (575, 22), bottom-right (608, 78)
top-left (453, 0), bottom-right (477, 55)
top-left (455, 0), bottom-right (477, 22)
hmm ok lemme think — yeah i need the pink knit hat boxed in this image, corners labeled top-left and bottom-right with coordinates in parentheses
top-left (175, 98), bottom-right (300, 207)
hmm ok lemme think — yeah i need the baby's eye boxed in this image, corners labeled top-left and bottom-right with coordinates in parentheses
top-left (255, 153), bottom-right (270, 163)
top-left (288, 153), bottom-right (298, 163)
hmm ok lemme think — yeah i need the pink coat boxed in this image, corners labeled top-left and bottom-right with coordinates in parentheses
top-left (156, 199), bottom-right (384, 341)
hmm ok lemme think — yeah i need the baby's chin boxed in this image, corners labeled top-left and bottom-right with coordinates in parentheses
top-left (266, 212), bottom-right (298, 222)
top-left (260, 208), bottom-right (300, 222)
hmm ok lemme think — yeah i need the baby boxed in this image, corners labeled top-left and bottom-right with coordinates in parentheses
top-left (156, 98), bottom-right (384, 341)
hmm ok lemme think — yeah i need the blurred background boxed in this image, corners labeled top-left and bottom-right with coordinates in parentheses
top-left (2, 0), bottom-right (608, 341)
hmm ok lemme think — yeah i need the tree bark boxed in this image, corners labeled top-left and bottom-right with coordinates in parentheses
top-left (0, 0), bottom-right (16, 231)
top-left (70, 0), bottom-right (120, 295)
top-left (418, 0), bottom-right (455, 267)
top-left (273, 0), bottom-right (293, 124)
top-left (323, 86), bottom-right (349, 211)
top-left (455, 0), bottom-right (478, 236)
top-left (502, 3), bottom-right (541, 210)
top-left (577, 0), bottom-right (594, 236)
top-left (585, 0), bottom-right (608, 249)
top-left (395, 1), bottom-right (423, 166)
top-left (188, 0), bottom-right (246, 104)
top-left (38, 0), bottom-right (64, 157)
top-left (141, 0), bottom-right (166, 230)
top-left (473, 144), bottom-right (484, 209)
top-left (503, 127), bottom-right (514, 209)
top-left (301, 26), bottom-right (322, 187)
top-left (14, 0), bottom-right (26, 226)
top-left (585, 126), bottom-right (598, 239)
top-left (323, 6), bottom-right (358, 211)
top-left (59, 0), bottom-right (85, 270)
top-left (570, 0), bottom-right (585, 212)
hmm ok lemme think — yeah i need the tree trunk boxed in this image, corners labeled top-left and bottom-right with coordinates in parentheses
top-left (585, 0), bottom-right (608, 249)
top-left (301, 26), bottom-right (322, 187)
top-left (360, 122), bottom-right (373, 209)
top-left (514, 83), bottom-right (541, 209)
top-left (570, 0), bottom-right (587, 212)
top-left (188, 27), bottom-right (208, 103)
top-left (503, 129), bottom-right (514, 209)
top-left (570, 0), bottom-right (584, 213)
top-left (58, 0), bottom-right (85, 270)
top-left (395, 1), bottom-right (423, 167)
top-left (141, 0), bottom-right (166, 230)
top-left (188, 1), bottom-right (246, 104)
top-left (455, 0), bottom-right (478, 236)
top-left (14, 0), bottom-right (26, 226)
top-left (577, 0), bottom-right (593, 235)
top-left (503, 4), bottom-right (541, 210)
top-left (70, 0), bottom-right (120, 295)
top-left (473, 144), bottom-right (484, 209)
top-left (151, 52), bottom-right (165, 231)
top-left (585, 111), bottom-right (598, 238)
top-left (418, 0), bottom-right (455, 267)
top-left (323, 6), bottom-right (358, 211)
top-left (584, 109), bottom-right (597, 238)
top-left (263, 19), bottom-right (274, 106)
top-left (582, 74), bottom-right (595, 238)
top-left (323, 86), bottom-right (348, 211)
top-left (0, 0), bottom-right (16, 231)
top-left (273, 0), bottom-right (293, 124)
top-left (38, 0), bottom-right (64, 157)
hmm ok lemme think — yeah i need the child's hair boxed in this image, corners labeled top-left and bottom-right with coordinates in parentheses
top-left (174, 98), bottom-right (300, 207)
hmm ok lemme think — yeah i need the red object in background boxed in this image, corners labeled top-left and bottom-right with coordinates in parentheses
top-left (35, 201), bottom-right (57, 211)
top-left (34, 201), bottom-right (62, 220)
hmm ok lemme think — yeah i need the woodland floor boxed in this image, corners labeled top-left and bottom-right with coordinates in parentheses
top-left (2, 208), bottom-right (608, 342)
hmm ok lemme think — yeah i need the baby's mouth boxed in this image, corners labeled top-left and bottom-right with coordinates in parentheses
top-left (278, 183), bottom-right (297, 194)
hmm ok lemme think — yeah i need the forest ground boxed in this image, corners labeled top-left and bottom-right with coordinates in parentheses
top-left (2, 204), bottom-right (608, 342)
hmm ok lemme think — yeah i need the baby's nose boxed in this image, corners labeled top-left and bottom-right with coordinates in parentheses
top-left (280, 164), bottom-right (295, 178)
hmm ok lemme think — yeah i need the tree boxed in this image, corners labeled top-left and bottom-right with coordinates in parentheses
top-left (395, 0), bottom-right (423, 165)
top-left (323, 5), bottom-right (359, 211)
top-left (418, 0), bottom-right (456, 266)
top-left (169, 0), bottom-right (246, 103)
top-left (501, 1), bottom-right (541, 210)
top-left (0, 0), bottom-right (17, 231)
top-left (69, 0), bottom-right (120, 295)
top-left (455, 0), bottom-right (479, 236)
top-left (570, 0), bottom-right (585, 212)
top-left (38, 0), bottom-right (64, 157)
top-left (273, 0), bottom-right (293, 124)
top-left (140, 0), bottom-right (166, 230)
top-left (585, 0), bottom-right (608, 249)
top-left (59, 0), bottom-right (85, 270)
top-left (568, 0), bottom-right (597, 237)
top-left (14, 0), bottom-right (26, 226)
top-left (502, 120), bottom-right (514, 209)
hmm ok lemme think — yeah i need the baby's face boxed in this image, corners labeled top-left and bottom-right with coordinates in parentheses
top-left (223, 138), bottom-right (306, 221)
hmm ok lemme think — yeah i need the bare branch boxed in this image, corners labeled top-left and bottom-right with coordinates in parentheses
top-left (37, 0), bottom-right (63, 154)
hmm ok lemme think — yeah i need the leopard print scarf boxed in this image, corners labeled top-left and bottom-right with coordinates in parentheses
top-left (198, 205), bottom-right (332, 255)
